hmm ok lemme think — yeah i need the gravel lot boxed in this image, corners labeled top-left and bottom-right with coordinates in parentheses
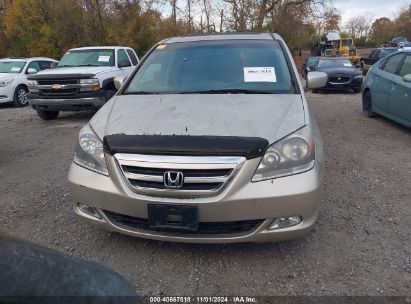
top-left (0, 90), bottom-right (410, 296)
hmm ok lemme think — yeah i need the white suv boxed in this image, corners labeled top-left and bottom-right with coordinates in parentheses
top-left (0, 57), bottom-right (57, 107)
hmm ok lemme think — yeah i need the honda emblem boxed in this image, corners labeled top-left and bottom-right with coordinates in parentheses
top-left (164, 171), bottom-right (184, 189)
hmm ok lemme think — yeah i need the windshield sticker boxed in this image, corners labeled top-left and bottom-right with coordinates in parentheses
top-left (156, 44), bottom-right (167, 50)
top-left (11, 67), bottom-right (21, 72)
top-left (98, 55), bottom-right (111, 62)
top-left (343, 62), bottom-right (352, 67)
top-left (244, 67), bottom-right (277, 82)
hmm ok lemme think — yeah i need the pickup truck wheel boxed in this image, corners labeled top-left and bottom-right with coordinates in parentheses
top-left (13, 85), bottom-right (29, 107)
top-left (362, 90), bottom-right (376, 118)
top-left (36, 110), bottom-right (59, 120)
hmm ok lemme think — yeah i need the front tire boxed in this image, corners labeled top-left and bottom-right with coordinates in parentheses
top-left (36, 110), bottom-right (59, 120)
top-left (362, 90), bottom-right (376, 117)
top-left (13, 85), bottom-right (29, 107)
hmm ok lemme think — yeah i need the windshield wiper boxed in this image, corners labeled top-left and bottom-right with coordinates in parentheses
top-left (182, 89), bottom-right (274, 94)
top-left (123, 91), bottom-right (160, 95)
top-left (57, 65), bottom-right (74, 68)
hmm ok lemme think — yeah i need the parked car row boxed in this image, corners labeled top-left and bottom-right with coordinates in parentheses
top-left (0, 46), bottom-right (139, 120)
top-left (302, 39), bottom-right (411, 93)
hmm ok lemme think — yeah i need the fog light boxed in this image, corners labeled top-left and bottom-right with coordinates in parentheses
top-left (269, 216), bottom-right (302, 230)
top-left (78, 203), bottom-right (102, 219)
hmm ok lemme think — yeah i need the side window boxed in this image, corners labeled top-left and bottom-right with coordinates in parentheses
top-left (399, 56), bottom-right (411, 77)
top-left (382, 54), bottom-right (405, 74)
top-left (39, 61), bottom-right (53, 70)
top-left (370, 50), bottom-right (378, 58)
top-left (126, 49), bottom-right (138, 65)
top-left (117, 49), bottom-right (131, 67)
top-left (26, 61), bottom-right (41, 74)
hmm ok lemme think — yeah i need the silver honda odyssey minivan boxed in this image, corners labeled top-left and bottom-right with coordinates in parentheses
top-left (68, 33), bottom-right (326, 243)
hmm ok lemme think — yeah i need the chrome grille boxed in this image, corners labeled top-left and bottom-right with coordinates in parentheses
top-left (37, 79), bottom-right (81, 96)
top-left (38, 79), bottom-right (79, 85)
top-left (329, 76), bottom-right (351, 83)
top-left (114, 153), bottom-right (246, 197)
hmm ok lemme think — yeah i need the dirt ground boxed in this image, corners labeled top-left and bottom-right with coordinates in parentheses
top-left (0, 89), bottom-right (410, 296)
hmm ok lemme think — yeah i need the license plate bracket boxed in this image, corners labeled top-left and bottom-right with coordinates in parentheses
top-left (148, 204), bottom-right (198, 231)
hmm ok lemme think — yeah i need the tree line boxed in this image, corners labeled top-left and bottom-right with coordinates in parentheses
top-left (321, 4), bottom-right (411, 47)
top-left (0, 0), bottom-right (410, 60)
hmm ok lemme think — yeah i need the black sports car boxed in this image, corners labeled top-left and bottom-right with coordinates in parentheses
top-left (311, 57), bottom-right (363, 93)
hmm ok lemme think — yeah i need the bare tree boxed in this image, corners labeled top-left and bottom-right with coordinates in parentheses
top-left (170, 0), bottom-right (177, 35)
top-left (345, 15), bottom-right (373, 38)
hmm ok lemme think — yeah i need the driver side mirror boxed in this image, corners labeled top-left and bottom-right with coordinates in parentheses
top-left (306, 71), bottom-right (328, 89)
top-left (114, 75), bottom-right (127, 90)
top-left (403, 74), bottom-right (411, 83)
top-left (27, 68), bottom-right (38, 75)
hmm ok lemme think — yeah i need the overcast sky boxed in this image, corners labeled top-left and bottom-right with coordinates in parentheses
top-left (334, 0), bottom-right (410, 24)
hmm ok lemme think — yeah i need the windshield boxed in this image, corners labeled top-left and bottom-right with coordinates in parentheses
top-left (378, 49), bottom-right (398, 59)
top-left (342, 39), bottom-right (353, 48)
top-left (57, 49), bottom-right (115, 67)
top-left (307, 58), bottom-right (319, 66)
top-left (124, 40), bottom-right (295, 94)
top-left (0, 61), bottom-right (26, 73)
top-left (317, 59), bottom-right (354, 69)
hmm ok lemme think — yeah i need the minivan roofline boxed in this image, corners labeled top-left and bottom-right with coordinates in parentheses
top-left (161, 32), bottom-right (276, 44)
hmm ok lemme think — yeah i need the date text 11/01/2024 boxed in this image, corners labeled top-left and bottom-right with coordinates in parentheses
top-left (149, 296), bottom-right (257, 303)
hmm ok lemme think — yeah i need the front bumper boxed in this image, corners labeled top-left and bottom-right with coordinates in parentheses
top-left (0, 86), bottom-right (14, 103)
top-left (28, 91), bottom-right (105, 111)
top-left (68, 154), bottom-right (323, 243)
top-left (325, 77), bottom-right (363, 90)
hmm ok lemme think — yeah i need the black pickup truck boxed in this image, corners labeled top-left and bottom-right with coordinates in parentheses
top-left (360, 48), bottom-right (398, 75)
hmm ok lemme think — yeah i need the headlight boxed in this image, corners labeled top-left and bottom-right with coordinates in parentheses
top-left (79, 78), bottom-right (101, 92)
top-left (27, 80), bottom-right (38, 86)
top-left (0, 78), bottom-right (13, 87)
top-left (252, 126), bottom-right (315, 182)
top-left (80, 78), bottom-right (99, 85)
top-left (74, 124), bottom-right (108, 176)
top-left (354, 75), bottom-right (363, 79)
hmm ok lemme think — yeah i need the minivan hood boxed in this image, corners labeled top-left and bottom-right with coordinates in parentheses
top-left (90, 94), bottom-right (306, 144)
top-left (35, 66), bottom-right (113, 76)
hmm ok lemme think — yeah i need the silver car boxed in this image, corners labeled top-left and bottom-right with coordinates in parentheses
top-left (68, 33), bottom-right (326, 243)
